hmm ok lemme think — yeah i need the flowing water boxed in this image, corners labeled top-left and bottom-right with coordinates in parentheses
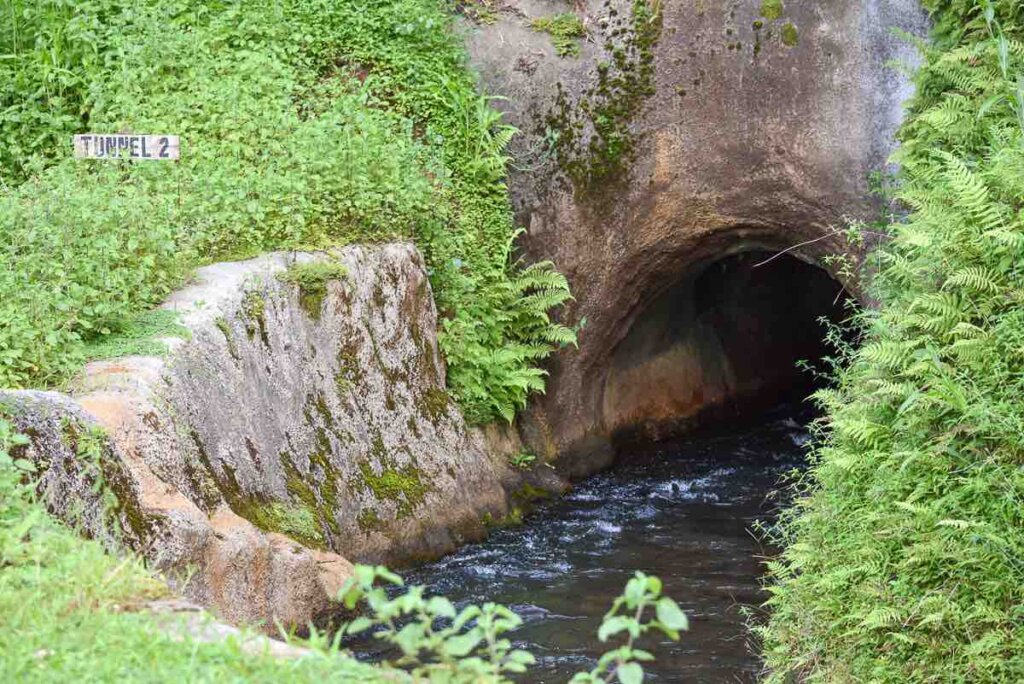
top-left (356, 404), bottom-right (812, 682)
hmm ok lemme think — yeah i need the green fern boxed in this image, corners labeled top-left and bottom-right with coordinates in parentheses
top-left (762, 2), bottom-right (1024, 680)
top-left (945, 265), bottom-right (1002, 292)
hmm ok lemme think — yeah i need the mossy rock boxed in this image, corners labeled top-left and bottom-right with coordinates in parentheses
top-left (277, 261), bottom-right (348, 321)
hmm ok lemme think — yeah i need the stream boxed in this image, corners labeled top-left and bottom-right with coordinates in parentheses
top-left (356, 403), bottom-right (812, 682)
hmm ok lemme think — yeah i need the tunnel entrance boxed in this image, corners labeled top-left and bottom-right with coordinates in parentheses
top-left (351, 252), bottom-right (856, 682)
top-left (602, 250), bottom-right (850, 446)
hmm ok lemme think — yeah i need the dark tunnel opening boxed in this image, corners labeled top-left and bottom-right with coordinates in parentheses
top-left (602, 250), bottom-right (852, 448)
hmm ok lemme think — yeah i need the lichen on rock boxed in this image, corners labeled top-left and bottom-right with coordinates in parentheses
top-left (3, 244), bottom-right (527, 629)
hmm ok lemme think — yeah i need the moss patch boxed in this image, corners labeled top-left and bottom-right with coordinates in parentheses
top-left (406, 415), bottom-right (421, 439)
top-left (531, 13), bottom-right (587, 58)
top-left (418, 387), bottom-right (450, 424)
top-left (483, 506), bottom-right (523, 529)
top-left (781, 22), bottom-right (799, 47)
top-left (335, 337), bottom-right (364, 397)
top-left (214, 317), bottom-right (240, 360)
top-left (191, 424), bottom-right (338, 550)
top-left (277, 261), bottom-right (348, 321)
top-left (350, 432), bottom-right (430, 519)
top-left (356, 508), bottom-right (383, 533)
top-left (760, 0), bottom-right (783, 21)
top-left (356, 459), bottom-right (429, 518)
top-left (241, 290), bottom-right (269, 346)
top-left (512, 482), bottom-right (553, 506)
top-left (247, 502), bottom-right (323, 547)
top-left (541, 0), bottom-right (663, 196)
top-left (179, 429), bottom-right (225, 513)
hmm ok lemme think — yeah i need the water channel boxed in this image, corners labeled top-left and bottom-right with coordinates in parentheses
top-left (355, 402), bottom-right (813, 682)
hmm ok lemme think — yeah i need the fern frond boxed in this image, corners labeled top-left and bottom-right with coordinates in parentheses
top-left (981, 227), bottom-right (1024, 247)
top-left (949, 336), bottom-right (990, 364)
top-left (919, 94), bottom-right (974, 130)
top-left (840, 419), bottom-right (890, 449)
top-left (945, 265), bottom-right (1001, 293)
top-left (861, 340), bottom-right (915, 370)
top-left (910, 292), bottom-right (963, 334)
top-left (511, 261), bottom-right (572, 294)
top-left (540, 323), bottom-right (577, 347)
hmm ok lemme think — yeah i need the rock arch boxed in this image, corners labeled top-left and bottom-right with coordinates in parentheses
top-left (465, 0), bottom-right (928, 472)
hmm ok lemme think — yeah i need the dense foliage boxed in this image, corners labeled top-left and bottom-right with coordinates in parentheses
top-left (761, 1), bottom-right (1024, 681)
top-left (0, 0), bottom-right (575, 423)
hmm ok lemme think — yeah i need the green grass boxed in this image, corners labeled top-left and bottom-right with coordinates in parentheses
top-left (760, 1), bottom-right (1024, 681)
top-left (0, 0), bottom-right (574, 423)
top-left (80, 309), bottom-right (191, 362)
top-left (0, 418), bottom-right (401, 683)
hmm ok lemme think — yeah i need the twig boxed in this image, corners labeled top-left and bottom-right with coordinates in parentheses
top-left (752, 228), bottom-right (890, 269)
top-left (752, 229), bottom-right (845, 268)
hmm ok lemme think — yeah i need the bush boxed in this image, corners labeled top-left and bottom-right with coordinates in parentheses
top-left (0, 0), bottom-right (576, 422)
top-left (760, 2), bottom-right (1024, 681)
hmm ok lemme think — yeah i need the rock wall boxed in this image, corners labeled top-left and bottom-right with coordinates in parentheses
top-left (463, 0), bottom-right (929, 468)
top-left (0, 244), bottom-right (523, 628)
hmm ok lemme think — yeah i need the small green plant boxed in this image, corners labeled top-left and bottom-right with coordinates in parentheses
top-left (780, 23), bottom-right (798, 47)
top-left (509, 450), bottom-right (537, 469)
top-left (0, 418), bottom-right (35, 558)
top-left (760, 0), bottom-right (784, 21)
top-left (531, 13), bottom-right (587, 57)
top-left (276, 261), bottom-right (349, 290)
top-left (338, 565), bottom-right (537, 681)
top-left (337, 566), bottom-right (688, 683)
top-left (277, 260), bottom-right (349, 319)
top-left (458, 0), bottom-right (500, 25)
top-left (570, 572), bottom-right (689, 684)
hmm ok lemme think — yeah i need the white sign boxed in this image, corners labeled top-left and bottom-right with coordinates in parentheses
top-left (74, 134), bottom-right (180, 160)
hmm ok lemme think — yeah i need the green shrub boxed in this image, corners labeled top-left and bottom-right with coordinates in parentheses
top-left (0, 0), bottom-right (575, 423)
top-left (760, 2), bottom-right (1024, 681)
top-left (0, 0), bottom-right (96, 185)
top-left (307, 1), bottom-right (578, 422)
top-left (509, 450), bottom-right (537, 469)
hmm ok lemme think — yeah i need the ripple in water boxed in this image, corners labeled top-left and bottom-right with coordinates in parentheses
top-left (354, 404), bottom-right (812, 683)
